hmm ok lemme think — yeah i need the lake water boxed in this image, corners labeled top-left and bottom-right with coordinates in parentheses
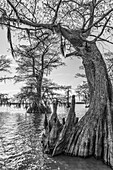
top-left (0, 105), bottom-right (112, 170)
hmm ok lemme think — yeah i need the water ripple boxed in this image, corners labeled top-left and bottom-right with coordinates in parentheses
top-left (0, 106), bottom-right (112, 170)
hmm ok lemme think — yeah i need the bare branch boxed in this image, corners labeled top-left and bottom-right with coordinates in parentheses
top-left (33, 0), bottom-right (37, 17)
top-left (8, 0), bottom-right (21, 17)
top-left (83, 0), bottom-right (96, 37)
top-left (95, 0), bottom-right (104, 7)
top-left (7, 0), bottom-right (20, 20)
top-left (0, 1), bottom-right (52, 31)
top-left (2, 15), bottom-right (53, 30)
top-left (6, 22), bottom-right (15, 57)
top-left (0, 21), bottom-right (42, 31)
top-left (90, 35), bottom-right (113, 45)
top-left (0, 8), bottom-right (7, 15)
top-left (19, 0), bottom-right (37, 22)
top-left (84, 8), bottom-right (113, 34)
top-left (43, 2), bottom-right (56, 12)
top-left (92, 16), bottom-right (111, 42)
top-left (52, 0), bottom-right (62, 24)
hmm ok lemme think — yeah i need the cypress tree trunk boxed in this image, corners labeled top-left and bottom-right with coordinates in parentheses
top-left (36, 73), bottom-right (43, 107)
top-left (35, 72), bottom-right (51, 114)
top-left (42, 25), bottom-right (113, 167)
top-left (27, 72), bottom-right (43, 113)
top-left (36, 53), bottom-right (44, 108)
top-left (52, 43), bottom-right (113, 167)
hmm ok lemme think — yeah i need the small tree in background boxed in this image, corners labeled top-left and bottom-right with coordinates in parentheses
top-left (15, 77), bottom-right (72, 112)
top-left (14, 33), bottom-right (64, 112)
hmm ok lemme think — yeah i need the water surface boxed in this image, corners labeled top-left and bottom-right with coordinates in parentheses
top-left (0, 105), bottom-right (112, 170)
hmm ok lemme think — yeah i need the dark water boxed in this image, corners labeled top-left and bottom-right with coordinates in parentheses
top-left (0, 106), bottom-right (112, 170)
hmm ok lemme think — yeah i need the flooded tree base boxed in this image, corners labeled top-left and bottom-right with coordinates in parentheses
top-left (42, 94), bottom-right (113, 169)
top-left (27, 103), bottom-right (51, 114)
top-left (42, 96), bottom-right (78, 154)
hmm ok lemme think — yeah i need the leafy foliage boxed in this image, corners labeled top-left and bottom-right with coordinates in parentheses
top-left (0, 55), bottom-right (11, 72)
top-left (15, 78), bottom-right (71, 104)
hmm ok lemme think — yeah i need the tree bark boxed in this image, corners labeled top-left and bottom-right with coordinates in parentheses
top-left (52, 43), bottom-right (113, 167)
top-left (42, 99), bottom-right (63, 153)
top-left (42, 25), bottom-right (113, 168)
top-left (36, 73), bottom-right (43, 106)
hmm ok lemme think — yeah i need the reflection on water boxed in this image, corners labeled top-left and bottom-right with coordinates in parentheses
top-left (0, 105), bottom-right (111, 170)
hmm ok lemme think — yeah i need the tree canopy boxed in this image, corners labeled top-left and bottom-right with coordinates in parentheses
top-left (0, 0), bottom-right (113, 53)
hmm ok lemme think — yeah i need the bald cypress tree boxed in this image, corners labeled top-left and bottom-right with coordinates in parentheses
top-left (0, 0), bottom-right (113, 167)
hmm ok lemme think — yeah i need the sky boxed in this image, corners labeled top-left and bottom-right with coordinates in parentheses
top-left (0, 27), bottom-right (112, 97)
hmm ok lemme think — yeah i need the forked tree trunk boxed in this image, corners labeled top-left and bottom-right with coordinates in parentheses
top-left (43, 43), bottom-right (113, 168)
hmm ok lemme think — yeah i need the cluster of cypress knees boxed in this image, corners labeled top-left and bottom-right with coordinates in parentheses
top-left (41, 95), bottom-right (79, 156)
